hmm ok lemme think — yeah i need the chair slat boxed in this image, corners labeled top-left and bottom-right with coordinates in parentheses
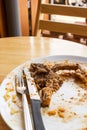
top-left (41, 4), bottom-right (87, 17)
top-left (39, 20), bottom-right (87, 36)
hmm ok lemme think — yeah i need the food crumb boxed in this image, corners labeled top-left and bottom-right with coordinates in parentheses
top-left (58, 107), bottom-right (65, 118)
top-left (4, 93), bottom-right (10, 101)
top-left (47, 110), bottom-right (56, 116)
top-left (10, 107), bottom-right (19, 115)
top-left (81, 128), bottom-right (87, 130)
top-left (84, 115), bottom-right (87, 118)
top-left (12, 94), bottom-right (16, 103)
top-left (5, 86), bottom-right (14, 92)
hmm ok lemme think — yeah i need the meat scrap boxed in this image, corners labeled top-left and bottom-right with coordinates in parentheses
top-left (29, 62), bottom-right (87, 107)
top-left (52, 63), bottom-right (79, 72)
top-left (41, 87), bottom-right (53, 107)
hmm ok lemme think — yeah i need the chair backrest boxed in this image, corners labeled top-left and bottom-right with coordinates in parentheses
top-left (34, 0), bottom-right (87, 38)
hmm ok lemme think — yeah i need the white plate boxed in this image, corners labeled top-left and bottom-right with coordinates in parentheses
top-left (0, 55), bottom-right (87, 130)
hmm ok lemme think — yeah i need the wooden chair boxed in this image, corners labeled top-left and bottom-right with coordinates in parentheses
top-left (33, 0), bottom-right (87, 44)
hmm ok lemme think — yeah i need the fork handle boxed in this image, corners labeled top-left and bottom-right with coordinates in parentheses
top-left (22, 94), bottom-right (33, 130)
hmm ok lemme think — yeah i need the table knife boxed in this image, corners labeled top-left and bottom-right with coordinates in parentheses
top-left (24, 68), bottom-right (45, 130)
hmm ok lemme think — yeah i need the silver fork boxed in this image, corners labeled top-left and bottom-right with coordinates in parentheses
top-left (15, 73), bottom-right (33, 130)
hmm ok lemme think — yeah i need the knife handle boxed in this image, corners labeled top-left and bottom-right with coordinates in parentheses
top-left (30, 99), bottom-right (45, 130)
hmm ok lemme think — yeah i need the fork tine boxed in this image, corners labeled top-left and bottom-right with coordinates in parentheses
top-left (19, 74), bottom-right (22, 87)
top-left (21, 76), bottom-right (23, 87)
top-left (21, 70), bottom-right (28, 93)
top-left (22, 70), bottom-right (27, 87)
top-left (15, 75), bottom-right (19, 90)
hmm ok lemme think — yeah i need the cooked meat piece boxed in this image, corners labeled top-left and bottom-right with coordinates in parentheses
top-left (52, 63), bottom-right (79, 72)
top-left (35, 77), bottom-right (46, 89)
top-left (46, 78), bottom-right (60, 92)
top-left (77, 64), bottom-right (87, 77)
top-left (41, 87), bottom-right (53, 107)
top-left (29, 63), bottom-right (50, 74)
top-left (75, 72), bottom-right (87, 84)
top-left (46, 71), bottom-right (63, 91)
top-left (58, 70), bottom-right (76, 78)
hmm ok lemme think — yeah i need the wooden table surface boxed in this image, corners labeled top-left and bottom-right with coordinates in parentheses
top-left (0, 36), bottom-right (87, 130)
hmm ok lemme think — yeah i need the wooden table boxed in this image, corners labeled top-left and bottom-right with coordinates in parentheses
top-left (0, 36), bottom-right (87, 130)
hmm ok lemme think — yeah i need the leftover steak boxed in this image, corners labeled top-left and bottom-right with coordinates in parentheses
top-left (52, 63), bottom-right (79, 72)
top-left (29, 62), bottom-right (87, 107)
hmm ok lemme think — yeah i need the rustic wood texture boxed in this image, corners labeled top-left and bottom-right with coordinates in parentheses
top-left (41, 4), bottom-right (87, 17)
top-left (31, 0), bottom-right (50, 36)
top-left (31, 0), bottom-right (39, 35)
top-left (19, 0), bottom-right (29, 36)
top-left (40, 20), bottom-right (87, 36)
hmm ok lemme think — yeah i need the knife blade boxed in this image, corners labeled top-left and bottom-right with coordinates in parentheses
top-left (24, 68), bottom-right (45, 130)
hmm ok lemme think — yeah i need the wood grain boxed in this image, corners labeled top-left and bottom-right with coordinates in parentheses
top-left (39, 20), bottom-right (87, 36)
top-left (19, 0), bottom-right (29, 36)
top-left (41, 4), bottom-right (87, 17)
